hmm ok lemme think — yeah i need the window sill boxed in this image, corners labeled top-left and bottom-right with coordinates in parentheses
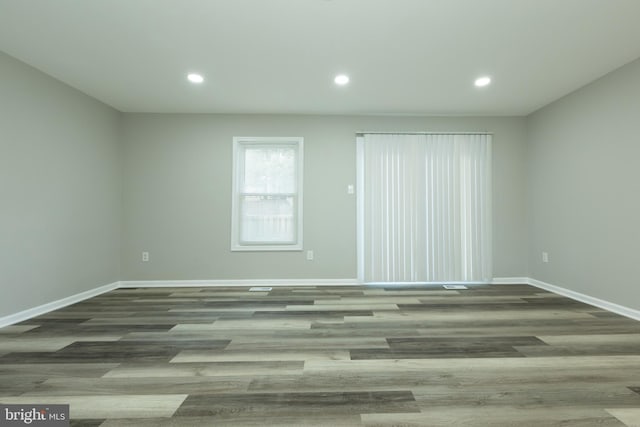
top-left (231, 244), bottom-right (303, 252)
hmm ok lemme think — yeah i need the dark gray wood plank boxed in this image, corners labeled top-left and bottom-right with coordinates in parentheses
top-left (174, 391), bottom-right (419, 417)
top-left (1, 284), bottom-right (639, 425)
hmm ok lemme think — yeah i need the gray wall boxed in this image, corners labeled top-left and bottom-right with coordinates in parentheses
top-left (4, 38), bottom-right (639, 316)
top-left (0, 51), bottom-right (122, 317)
top-left (527, 57), bottom-right (640, 310)
top-left (121, 114), bottom-right (527, 280)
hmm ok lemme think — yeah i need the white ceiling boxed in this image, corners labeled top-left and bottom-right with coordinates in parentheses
top-left (1, 0), bottom-right (640, 116)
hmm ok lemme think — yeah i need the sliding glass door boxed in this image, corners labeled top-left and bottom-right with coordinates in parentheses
top-left (357, 133), bottom-right (492, 284)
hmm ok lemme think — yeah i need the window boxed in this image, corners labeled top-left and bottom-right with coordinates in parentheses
top-left (231, 137), bottom-right (303, 251)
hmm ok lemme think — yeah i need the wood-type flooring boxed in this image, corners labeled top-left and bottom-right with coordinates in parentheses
top-left (2, 284), bottom-right (640, 426)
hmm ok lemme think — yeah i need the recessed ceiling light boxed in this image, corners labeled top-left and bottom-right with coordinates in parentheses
top-left (334, 74), bottom-right (350, 86)
top-left (474, 76), bottom-right (491, 87)
top-left (187, 73), bottom-right (204, 84)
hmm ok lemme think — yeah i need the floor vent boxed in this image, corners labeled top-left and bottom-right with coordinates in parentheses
top-left (249, 287), bottom-right (273, 292)
top-left (442, 284), bottom-right (468, 290)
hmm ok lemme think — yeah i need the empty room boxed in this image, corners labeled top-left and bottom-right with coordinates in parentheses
top-left (2, 0), bottom-right (640, 426)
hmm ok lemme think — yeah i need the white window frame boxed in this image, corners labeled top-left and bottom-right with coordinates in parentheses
top-left (231, 136), bottom-right (304, 251)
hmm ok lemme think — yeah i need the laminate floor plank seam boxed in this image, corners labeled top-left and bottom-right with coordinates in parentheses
top-left (1, 284), bottom-right (640, 426)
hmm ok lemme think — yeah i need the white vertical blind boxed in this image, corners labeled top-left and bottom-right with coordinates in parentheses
top-left (357, 133), bottom-right (492, 283)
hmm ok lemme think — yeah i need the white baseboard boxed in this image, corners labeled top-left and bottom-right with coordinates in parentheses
top-left (491, 277), bottom-right (529, 285)
top-left (2, 277), bottom-right (639, 328)
top-left (527, 277), bottom-right (640, 322)
top-left (0, 281), bottom-right (120, 328)
top-left (118, 278), bottom-right (360, 288)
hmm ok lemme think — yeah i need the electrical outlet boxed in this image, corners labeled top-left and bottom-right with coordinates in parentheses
top-left (306, 250), bottom-right (314, 261)
top-left (542, 252), bottom-right (549, 263)
top-left (142, 251), bottom-right (149, 262)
